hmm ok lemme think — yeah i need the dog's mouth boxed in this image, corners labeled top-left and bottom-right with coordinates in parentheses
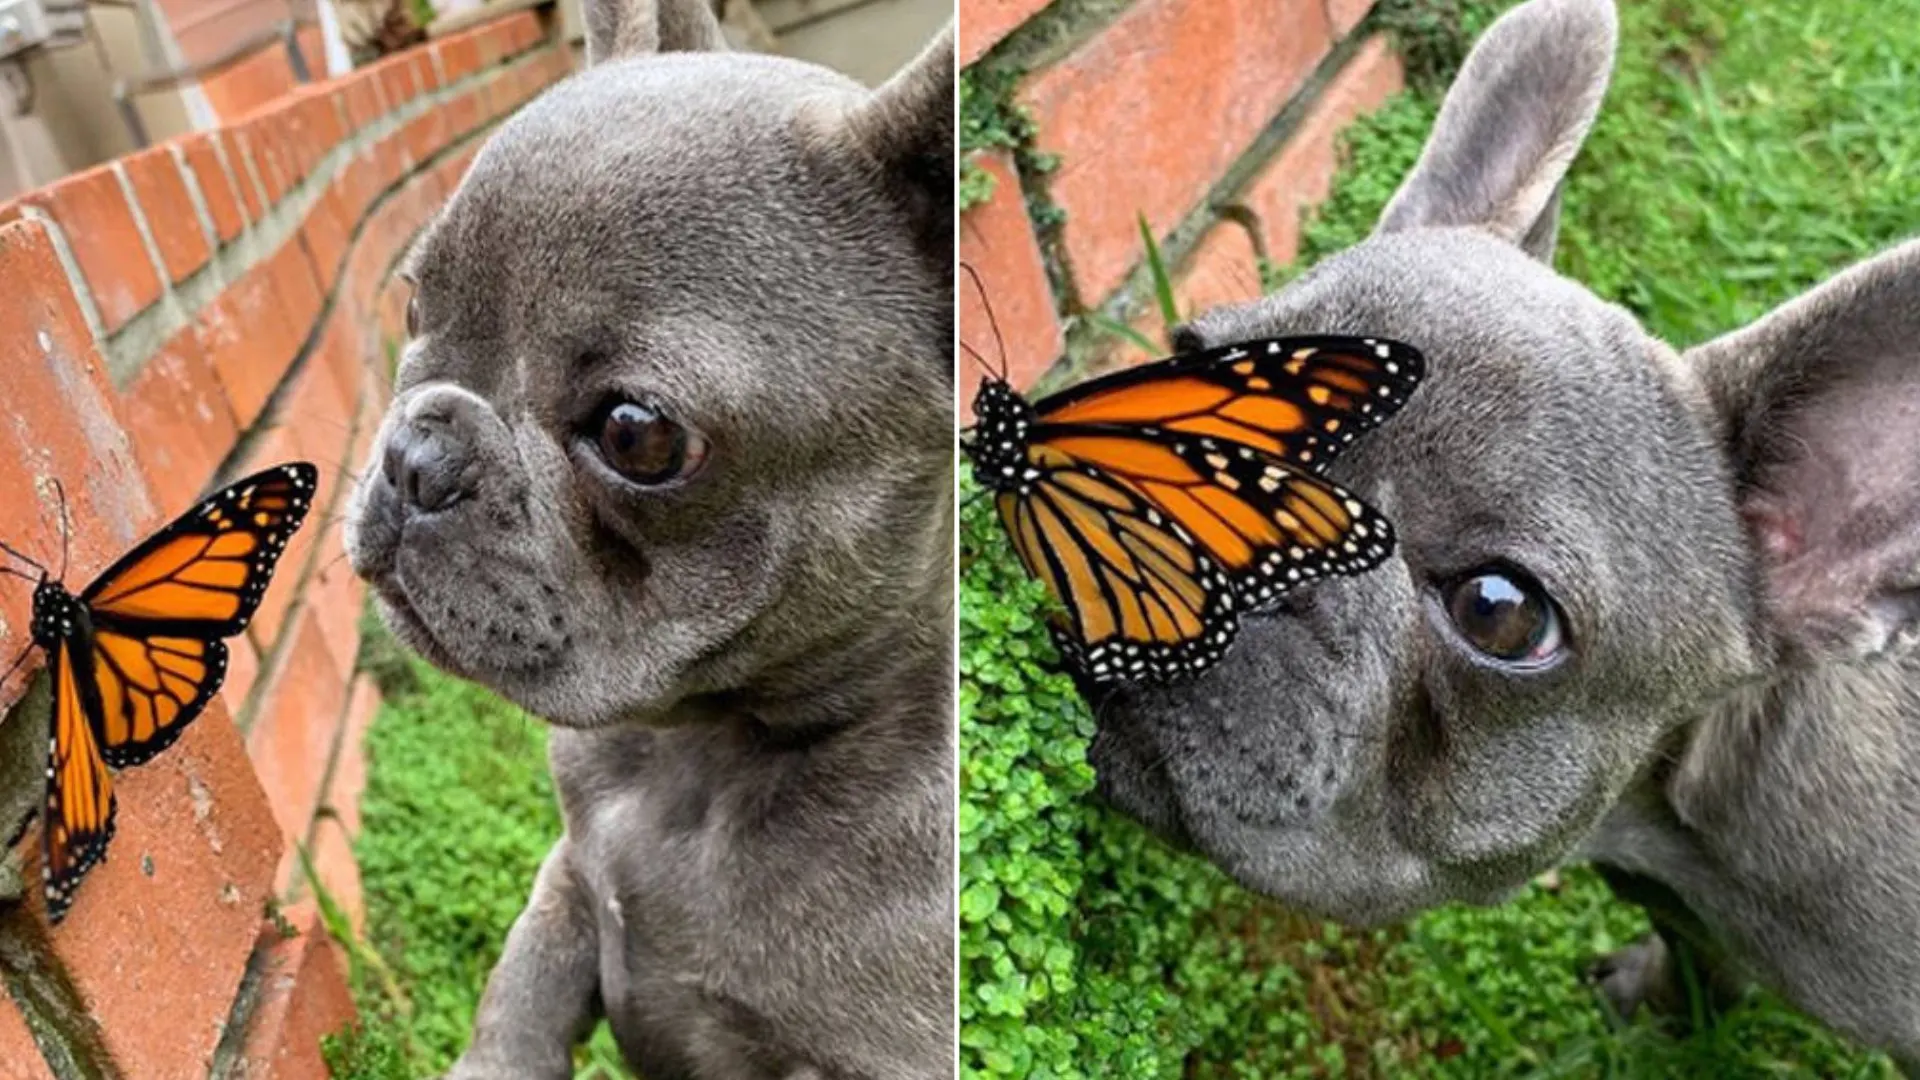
top-left (368, 573), bottom-right (473, 680)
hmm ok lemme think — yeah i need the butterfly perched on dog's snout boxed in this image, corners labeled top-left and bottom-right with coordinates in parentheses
top-left (0, 463), bottom-right (317, 922)
top-left (966, 336), bottom-right (1423, 686)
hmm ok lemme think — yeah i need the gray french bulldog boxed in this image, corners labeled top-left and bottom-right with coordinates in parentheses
top-left (1090, 0), bottom-right (1920, 1068)
top-left (342, 3), bottom-right (956, 1077)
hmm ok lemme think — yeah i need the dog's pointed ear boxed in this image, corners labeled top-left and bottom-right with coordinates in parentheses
top-left (1376, 0), bottom-right (1616, 262)
top-left (1687, 240), bottom-right (1920, 659)
top-left (827, 26), bottom-right (955, 276)
top-left (584, 0), bottom-right (726, 66)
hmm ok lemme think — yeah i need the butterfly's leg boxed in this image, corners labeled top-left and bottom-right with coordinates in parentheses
top-left (445, 841), bottom-right (601, 1080)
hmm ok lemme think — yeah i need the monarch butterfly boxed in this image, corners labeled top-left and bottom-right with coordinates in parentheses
top-left (965, 325), bottom-right (1423, 686)
top-left (0, 463), bottom-right (317, 922)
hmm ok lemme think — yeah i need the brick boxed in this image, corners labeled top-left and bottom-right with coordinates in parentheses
top-left (18, 165), bottom-right (164, 332)
top-left (1328, 0), bottom-right (1376, 36)
top-left (1020, 0), bottom-right (1332, 303)
top-left (1119, 219), bottom-right (1264, 367)
top-left (302, 815), bottom-right (364, 932)
top-left (223, 631), bottom-right (263, 721)
top-left (410, 48), bottom-right (441, 92)
top-left (1242, 36), bottom-right (1402, 266)
top-left (200, 46), bottom-right (300, 122)
top-left (373, 53), bottom-right (421, 111)
top-left (314, 310), bottom-right (368, 411)
top-left (960, 0), bottom-right (1051, 65)
top-left (445, 86), bottom-right (489, 137)
top-left (335, 151), bottom-right (384, 231)
top-left (28, 700), bottom-right (281, 1080)
top-left (296, 87), bottom-right (349, 168)
top-left (300, 184), bottom-right (354, 292)
top-left (231, 122), bottom-right (290, 207)
top-left (306, 504), bottom-right (366, 686)
top-left (201, 241), bottom-right (319, 427)
top-left (433, 140), bottom-right (481, 198)
top-left (341, 70), bottom-right (385, 130)
top-left (177, 132), bottom-right (248, 242)
top-left (960, 152), bottom-right (1061, 412)
top-left (403, 109), bottom-right (450, 165)
top-left (244, 356), bottom-right (353, 650)
top-left (473, 22), bottom-right (507, 68)
top-left (368, 129), bottom-right (414, 191)
top-left (234, 904), bottom-right (356, 1080)
top-left (376, 276), bottom-right (410, 349)
top-left (509, 11), bottom-right (543, 52)
top-left (122, 145), bottom-right (213, 282)
top-left (120, 328), bottom-right (243, 518)
top-left (0, 995), bottom-right (54, 1079)
top-left (220, 129), bottom-right (269, 222)
top-left (437, 32), bottom-right (484, 83)
top-left (0, 220), bottom-right (156, 674)
top-left (248, 612), bottom-right (349, 850)
top-left (327, 677), bottom-right (378, 839)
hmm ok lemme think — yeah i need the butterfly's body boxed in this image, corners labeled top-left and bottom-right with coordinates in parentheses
top-left (966, 338), bottom-right (1423, 686)
top-left (3, 463), bottom-right (316, 921)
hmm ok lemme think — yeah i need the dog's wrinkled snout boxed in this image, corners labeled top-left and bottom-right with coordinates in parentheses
top-left (379, 390), bottom-right (483, 516)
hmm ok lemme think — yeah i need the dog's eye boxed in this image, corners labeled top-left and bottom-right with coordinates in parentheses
top-left (595, 400), bottom-right (708, 486)
top-left (1443, 568), bottom-right (1564, 666)
top-left (405, 294), bottom-right (421, 338)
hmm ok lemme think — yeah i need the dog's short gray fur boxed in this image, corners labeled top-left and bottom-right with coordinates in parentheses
top-left (343, 3), bottom-right (955, 1075)
top-left (1091, 0), bottom-right (1920, 1066)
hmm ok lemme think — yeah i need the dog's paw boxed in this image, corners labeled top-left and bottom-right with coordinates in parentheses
top-left (1588, 933), bottom-right (1684, 1022)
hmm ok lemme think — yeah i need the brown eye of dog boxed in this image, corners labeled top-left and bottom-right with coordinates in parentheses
top-left (406, 294), bottom-right (421, 337)
top-left (1444, 569), bottom-right (1563, 665)
top-left (596, 400), bottom-right (707, 486)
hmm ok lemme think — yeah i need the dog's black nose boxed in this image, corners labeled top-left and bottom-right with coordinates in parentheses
top-left (382, 414), bottom-right (474, 514)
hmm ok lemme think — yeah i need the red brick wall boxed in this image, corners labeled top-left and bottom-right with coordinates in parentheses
top-left (0, 11), bottom-right (571, 1077)
top-left (961, 0), bottom-right (1405, 407)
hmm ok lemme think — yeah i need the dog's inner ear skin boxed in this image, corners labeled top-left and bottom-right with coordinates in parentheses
top-left (1374, 0), bottom-right (1616, 262)
top-left (584, 0), bottom-right (726, 67)
top-left (1687, 242), bottom-right (1920, 660)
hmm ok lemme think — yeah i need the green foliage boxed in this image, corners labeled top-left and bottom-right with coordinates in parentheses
top-left (960, 67), bottom-right (1037, 211)
top-left (1376, 0), bottom-right (1510, 92)
top-left (328, 628), bottom-right (637, 1078)
top-left (323, 1021), bottom-right (411, 1080)
top-left (965, 0), bottom-right (1920, 1073)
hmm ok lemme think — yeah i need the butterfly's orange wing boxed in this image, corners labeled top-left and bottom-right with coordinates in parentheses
top-left (43, 637), bottom-right (116, 922)
top-left (997, 465), bottom-right (1240, 683)
top-left (1034, 336), bottom-right (1423, 470)
top-left (1025, 338), bottom-right (1417, 612)
top-left (87, 633), bottom-right (228, 769)
top-left (1026, 436), bottom-right (1395, 609)
top-left (83, 463), bottom-right (317, 634)
top-left (79, 463), bottom-right (315, 768)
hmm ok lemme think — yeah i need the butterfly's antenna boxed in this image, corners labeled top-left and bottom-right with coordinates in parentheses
top-left (961, 487), bottom-right (991, 512)
top-left (0, 541), bottom-right (45, 580)
top-left (959, 262), bottom-right (1010, 384)
top-left (52, 478), bottom-right (69, 582)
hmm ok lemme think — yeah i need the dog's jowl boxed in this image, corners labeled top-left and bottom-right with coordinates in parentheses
top-left (344, 2), bottom-right (956, 1076)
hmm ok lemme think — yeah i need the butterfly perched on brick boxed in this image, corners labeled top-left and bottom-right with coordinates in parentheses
top-left (1, 463), bottom-right (318, 922)
top-left (965, 331), bottom-right (1423, 687)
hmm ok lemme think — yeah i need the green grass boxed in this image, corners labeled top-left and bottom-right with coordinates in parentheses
top-left (321, 618), bottom-right (632, 1078)
top-left (961, 0), bottom-right (1920, 1075)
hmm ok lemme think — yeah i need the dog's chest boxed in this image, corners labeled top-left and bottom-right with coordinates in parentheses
top-left (553, 724), bottom-right (947, 1078)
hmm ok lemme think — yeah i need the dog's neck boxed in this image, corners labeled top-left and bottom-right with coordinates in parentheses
top-left (682, 562), bottom-right (953, 744)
